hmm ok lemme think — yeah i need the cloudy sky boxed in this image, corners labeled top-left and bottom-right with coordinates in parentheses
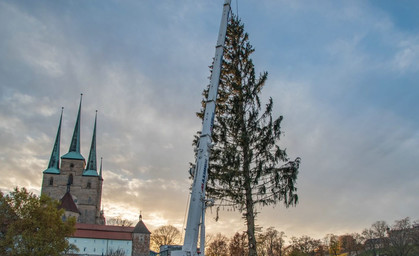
top-left (1, 0), bottom-right (418, 241)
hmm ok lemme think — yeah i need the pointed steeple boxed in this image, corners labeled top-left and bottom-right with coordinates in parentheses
top-left (62, 94), bottom-right (85, 160)
top-left (43, 108), bottom-right (63, 174)
top-left (99, 157), bottom-right (103, 180)
top-left (84, 111), bottom-right (99, 176)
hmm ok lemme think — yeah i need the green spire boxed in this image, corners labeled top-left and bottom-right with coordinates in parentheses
top-left (84, 111), bottom-right (99, 177)
top-left (43, 108), bottom-right (63, 174)
top-left (62, 94), bottom-right (84, 160)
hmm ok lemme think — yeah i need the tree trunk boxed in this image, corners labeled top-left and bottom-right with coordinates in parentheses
top-left (243, 145), bottom-right (257, 256)
top-left (245, 179), bottom-right (257, 256)
top-left (238, 84), bottom-right (257, 256)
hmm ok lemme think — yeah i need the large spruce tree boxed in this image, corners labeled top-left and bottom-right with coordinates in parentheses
top-left (196, 16), bottom-right (300, 255)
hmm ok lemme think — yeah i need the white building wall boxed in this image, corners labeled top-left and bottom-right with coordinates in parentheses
top-left (67, 237), bottom-right (132, 256)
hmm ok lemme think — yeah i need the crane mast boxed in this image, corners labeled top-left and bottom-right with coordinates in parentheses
top-left (172, 1), bottom-right (231, 255)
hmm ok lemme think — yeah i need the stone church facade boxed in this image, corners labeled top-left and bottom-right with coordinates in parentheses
top-left (40, 96), bottom-right (151, 256)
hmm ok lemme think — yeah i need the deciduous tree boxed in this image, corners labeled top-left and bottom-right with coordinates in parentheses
top-left (325, 234), bottom-right (340, 256)
top-left (229, 232), bottom-right (248, 256)
top-left (411, 220), bottom-right (419, 254)
top-left (107, 248), bottom-right (126, 256)
top-left (362, 220), bottom-right (389, 256)
top-left (338, 234), bottom-right (357, 254)
top-left (387, 217), bottom-right (415, 256)
top-left (150, 225), bottom-right (181, 252)
top-left (257, 227), bottom-right (286, 256)
top-left (350, 232), bottom-right (364, 255)
top-left (290, 235), bottom-right (321, 256)
top-left (0, 187), bottom-right (76, 256)
top-left (106, 216), bottom-right (134, 227)
top-left (206, 233), bottom-right (228, 256)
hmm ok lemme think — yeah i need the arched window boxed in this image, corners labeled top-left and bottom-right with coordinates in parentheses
top-left (67, 174), bottom-right (73, 186)
top-left (49, 177), bottom-right (54, 186)
top-left (87, 181), bottom-right (91, 189)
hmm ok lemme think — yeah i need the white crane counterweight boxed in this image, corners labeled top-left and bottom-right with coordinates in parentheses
top-left (172, 1), bottom-right (231, 256)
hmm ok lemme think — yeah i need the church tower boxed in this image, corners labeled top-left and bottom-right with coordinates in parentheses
top-left (41, 95), bottom-right (105, 225)
top-left (132, 214), bottom-right (151, 256)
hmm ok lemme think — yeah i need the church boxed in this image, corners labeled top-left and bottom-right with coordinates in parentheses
top-left (40, 95), bottom-right (152, 256)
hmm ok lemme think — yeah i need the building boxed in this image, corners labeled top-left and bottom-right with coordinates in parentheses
top-left (67, 215), bottom-right (151, 256)
top-left (159, 245), bottom-right (182, 256)
top-left (41, 96), bottom-right (104, 225)
top-left (40, 96), bottom-right (151, 256)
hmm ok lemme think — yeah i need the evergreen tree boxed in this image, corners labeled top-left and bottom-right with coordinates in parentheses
top-left (195, 16), bottom-right (300, 255)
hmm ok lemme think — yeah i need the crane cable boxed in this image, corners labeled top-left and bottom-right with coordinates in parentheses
top-left (235, 0), bottom-right (239, 17)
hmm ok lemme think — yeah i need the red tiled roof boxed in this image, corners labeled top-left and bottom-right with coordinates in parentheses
top-left (72, 223), bottom-right (135, 240)
top-left (59, 191), bottom-right (80, 213)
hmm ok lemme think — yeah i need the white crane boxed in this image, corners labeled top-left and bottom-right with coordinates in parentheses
top-left (172, 1), bottom-right (232, 255)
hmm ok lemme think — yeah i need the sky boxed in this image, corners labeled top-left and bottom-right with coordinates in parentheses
top-left (1, 0), bottom-right (418, 241)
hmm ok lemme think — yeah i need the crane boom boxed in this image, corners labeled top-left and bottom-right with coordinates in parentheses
top-left (172, 1), bottom-right (231, 255)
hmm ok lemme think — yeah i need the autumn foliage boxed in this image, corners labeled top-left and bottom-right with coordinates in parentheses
top-left (0, 187), bottom-right (76, 256)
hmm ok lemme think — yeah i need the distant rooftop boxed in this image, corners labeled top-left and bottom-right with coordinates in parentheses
top-left (72, 223), bottom-right (135, 240)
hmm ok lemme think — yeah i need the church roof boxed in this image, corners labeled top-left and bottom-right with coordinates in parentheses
top-left (43, 167), bottom-right (60, 174)
top-left (83, 170), bottom-right (99, 176)
top-left (43, 108), bottom-right (63, 174)
top-left (59, 191), bottom-right (80, 214)
top-left (62, 94), bottom-right (85, 161)
top-left (133, 216), bottom-right (151, 234)
top-left (72, 223), bottom-right (135, 240)
top-left (84, 111), bottom-right (99, 177)
top-left (61, 151), bottom-right (84, 160)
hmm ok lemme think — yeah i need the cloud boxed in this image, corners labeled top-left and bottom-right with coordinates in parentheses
top-left (101, 169), bottom-right (191, 231)
top-left (258, 71), bottom-right (419, 238)
top-left (1, 0), bottom-right (418, 240)
top-left (393, 37), bottom-right (419, 72)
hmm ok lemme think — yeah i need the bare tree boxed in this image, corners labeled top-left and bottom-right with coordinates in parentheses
top-left (257, 227), bottom-right (286, 256)
top-left (339, 234), bottom-right (359, 255)
top-left (206, 233), bottom-right (229, 256)
top-left (351, 232), bottom-right (365, 255)
top-left (229, 232), bottom-right (248, 256)
top-left (290, 235), bottom-right (322, 256)
top-left (107, 248), bottom-right (126, 256)
top-left (387, 217), bottom-right (415, 256)
top-left (106, 216), bottom-right (134, 227)
top-left (200, 233), bottom-right (215, 253)
top-left (411, 220), bottom-right (419, 254)
top-left (363, 220), bottom-right (389, 256)
top-left (150, 225), bottom-right (181, 252)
